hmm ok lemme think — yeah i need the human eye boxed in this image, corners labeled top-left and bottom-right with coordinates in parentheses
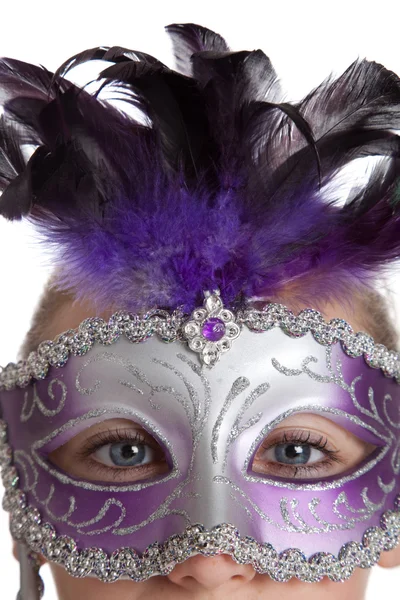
top-left (48, 419), bottom-right (170, 483)
top-left (251, 415), bottom-right (377, 480)
top-left (252, 428), bottom-right (342, 479)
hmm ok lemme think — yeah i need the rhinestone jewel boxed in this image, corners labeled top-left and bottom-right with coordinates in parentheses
top-left (1, 294), bottom-right (400, 388)
top-left (201, 318), bottom-right (226, 341)
top-left (183, 290), bottom-right (241, 367)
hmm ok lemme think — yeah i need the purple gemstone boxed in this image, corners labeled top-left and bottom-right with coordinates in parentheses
top-left (202, 318), bottom-right (226, 342)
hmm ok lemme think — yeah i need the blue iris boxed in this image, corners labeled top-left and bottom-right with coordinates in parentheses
top-left (109, 442), bottom-right (146, 467)
top-left (274, 443), bottom-right (311, 465)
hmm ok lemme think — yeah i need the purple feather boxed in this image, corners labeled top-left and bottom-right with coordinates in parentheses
top-left (0, 23), bottom-right (400, 314)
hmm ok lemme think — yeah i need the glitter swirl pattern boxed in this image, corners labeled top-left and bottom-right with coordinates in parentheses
top-left (1, 299), bottom-right (399, 391)
top-left (0, 418), bottom-right (400, 583)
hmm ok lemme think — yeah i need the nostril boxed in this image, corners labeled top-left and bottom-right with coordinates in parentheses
top-left (232, 574), bottom-right (248, 582)
top-left (177, 575), bottom-right (198, 590)
top-left (179, 572), bottom-right (249, 589)
top-left (167, 554), bottom-right (257, 589)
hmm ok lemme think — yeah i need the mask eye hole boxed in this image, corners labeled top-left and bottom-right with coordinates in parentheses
top-left (48, 418), bottom-right (170, 484)
top-left (250, 413), bottom-right (378, 481)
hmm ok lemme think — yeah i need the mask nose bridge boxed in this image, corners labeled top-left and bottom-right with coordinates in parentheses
top-left (172, 428), bottom-right (239, 529)
top-left (169, 373), bottom-right (256, 531)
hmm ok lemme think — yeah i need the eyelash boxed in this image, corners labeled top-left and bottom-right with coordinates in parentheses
top-left (77, 427), bottom-right (342, 481)
top-left (258, 429), bottom-right (343, 478)
top-left (79, 429), bottom-right (151, 457)
top-left (77, 429), bottom-right (164, 479)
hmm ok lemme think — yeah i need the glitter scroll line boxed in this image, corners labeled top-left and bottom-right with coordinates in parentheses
top-left (20, 379), bottom-right (67, 423)
top-left (1, 417), bottom-right (400, 583)
top-left (1, 301), bottom-right (400, 390)
top-left (3, 477), bottom-right (400, 584)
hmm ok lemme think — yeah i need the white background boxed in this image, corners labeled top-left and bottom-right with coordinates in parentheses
top-left (0, 1), bottom-right (400, 597)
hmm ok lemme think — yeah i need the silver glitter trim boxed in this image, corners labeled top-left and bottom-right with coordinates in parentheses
top-left (1, 298), bottom-right (400, 390)
top-left (5, 487), bottom-right (400, 583)
top-left (242, 404), bottom-right (391, 490)
top-left (3, 354), bottom-right (214, 539)
top-left (30, 407), bottom-right (180, 493)
top-left (0, 417), bottom-right (399, 583)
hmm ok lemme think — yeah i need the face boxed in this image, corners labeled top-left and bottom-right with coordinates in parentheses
top-left (5, 297), bottom-right (400, 600)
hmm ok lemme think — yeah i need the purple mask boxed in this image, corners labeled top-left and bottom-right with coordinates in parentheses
top-left (1, 293), bottom-right (400, 588)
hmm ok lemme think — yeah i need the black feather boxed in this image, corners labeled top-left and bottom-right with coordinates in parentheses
top-left (97, 59), bottom-right (215, 179)
top-left (165, 22), bottom-right (229, 77)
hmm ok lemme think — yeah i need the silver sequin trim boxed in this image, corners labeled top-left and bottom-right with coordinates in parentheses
top-left (1, 301), bottom-right (400, 390)
top-left (1, 417), bottom-right (400, 583)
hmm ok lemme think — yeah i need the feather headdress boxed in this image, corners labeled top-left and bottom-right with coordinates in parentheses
top-left (1, 22), bottom-right (400, 313)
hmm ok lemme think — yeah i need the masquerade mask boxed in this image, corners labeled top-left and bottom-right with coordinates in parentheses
top-left (1, 293), bottom-right (400, 593)
top-left (1, 19), bottom-right (400, 600)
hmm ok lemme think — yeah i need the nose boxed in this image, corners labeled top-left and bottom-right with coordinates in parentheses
top-left (166, 553), bottom-right (257, 591)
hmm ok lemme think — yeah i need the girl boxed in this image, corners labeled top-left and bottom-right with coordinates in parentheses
top-left (0, 22), bottom-right (400, 599)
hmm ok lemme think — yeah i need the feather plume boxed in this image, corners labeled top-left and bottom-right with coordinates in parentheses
top-left (165, 23), bottom-right (229, 77)
top-left (0, 23), bottom-right (400, 314)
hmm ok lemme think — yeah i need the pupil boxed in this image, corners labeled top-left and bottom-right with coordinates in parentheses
top-left (110, 442), bottom-right (145, 466)
top-left (286, 445), bottom-right (302, 458)
top-left (275, 443), bottom-right (311, 464)
top-left (121, 444), bottom-right (139, 459)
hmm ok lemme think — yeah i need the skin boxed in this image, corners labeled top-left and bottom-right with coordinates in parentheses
top-left (13, 295), bottom-right (400, 599)
top-left (49, 414), bottom-right (376, 485)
